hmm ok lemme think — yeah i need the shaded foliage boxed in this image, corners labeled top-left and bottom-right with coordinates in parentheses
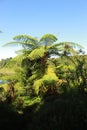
top-left (22, 90), bottom-right (87, 130)
top-left (0, 101), bottom-right (23, 130)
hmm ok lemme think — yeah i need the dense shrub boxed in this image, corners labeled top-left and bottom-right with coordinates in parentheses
top-left (24, 90), bottom-right (87, 130)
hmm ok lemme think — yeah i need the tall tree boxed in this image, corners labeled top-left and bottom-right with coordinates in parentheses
top-left (4, 34), bottom-right (83, 95)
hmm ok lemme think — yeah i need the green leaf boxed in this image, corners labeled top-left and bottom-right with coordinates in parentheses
top-left (40, 34), bottom-right (57, 46)
top-left (28, 47), bottom-right (46, 60)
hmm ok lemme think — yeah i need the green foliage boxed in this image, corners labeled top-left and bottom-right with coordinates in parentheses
top-left (40, 34), bottom-right (57, 45)
top-left (1, 33), bottom-right (87, 130)
top-left (0, 57), bottom-right (12, 68)
top-left (2, 33), bottom-right (85, 97)
top-left (0, 87), bottom-right (6, 101)
top-left (22, 91), bottom-right (87, 130)
top-left (0, 102), bottom-right (23, 130)
top-left (28, 46), bottom-right (46, 60)
top-left (33, 63), bottom-right (58, 94)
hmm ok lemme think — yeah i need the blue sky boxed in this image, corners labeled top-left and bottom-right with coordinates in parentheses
top-left (0, 0), bottom-right (87, 59)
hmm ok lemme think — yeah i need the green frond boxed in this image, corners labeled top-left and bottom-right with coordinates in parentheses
top-left (28, 47), bottom-right (46, 60)
top-left (43, 74), bottom-right (58, 83)
top-left (47, 43), bottom-right (62, 56)
top-left (59, 42), bottom-right (84, 49)
top-left (3, 41), bottom-right (24, 47)
top-left (3, 35), bottom-right (39, 49)
top-left (32, 63), bottom-right (58, 94)
top-left (15, 49), bottom-right (32, 55)
top-left (55, 65), bottom-right (63, 69)
top-left (62, 64), bottom-right (75, 70)
top-left (40, 34), bottom-right (57, 43)
top-left (12, 54), bottom-right (25, 63)
top-left (29, 73), bottom-right (37, 81)
top-left (48, 43), bottom-right (62, 49)
top-left (3, 41), bottom-right (38, 49)
top-left (52, 42), bottom-right (84, 56)
top-left (13, 35), bottom-right (38, 43)
top-left (43, 64), bottom-right (58, 84)
top-left (33, 79), bottom-right (43, 94)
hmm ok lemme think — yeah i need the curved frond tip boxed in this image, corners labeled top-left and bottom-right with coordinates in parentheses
top-left (13, 35), bottom-right (38, 43)
top-left (40, 34), bottom-right (58, 42)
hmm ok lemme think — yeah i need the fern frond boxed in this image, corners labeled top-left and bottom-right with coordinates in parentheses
top-left (28, 47), bottom-right (46, 60)
top-left (40, 34), bottom-right (57, 42)
top-left (33, 79), bottom-right (43, 94)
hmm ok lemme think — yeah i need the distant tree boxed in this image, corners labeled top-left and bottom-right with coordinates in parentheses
top-left (0, 58), bottom-right (12, 68)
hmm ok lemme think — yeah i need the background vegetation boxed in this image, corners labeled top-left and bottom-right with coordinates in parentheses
top-left (0, 34), bottom-right (87, 130)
